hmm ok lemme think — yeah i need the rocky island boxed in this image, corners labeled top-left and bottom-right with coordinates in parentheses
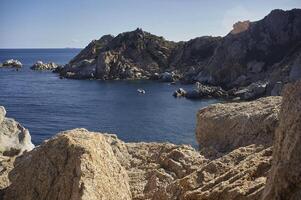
top-left (1, 59), bottom-right (22, 68)
top-left (0, 80), bottom-right (300, 199)
top-left (31, 61), bottom-right (60, 71)
top-left (56, 9), bottom-right (301, 100)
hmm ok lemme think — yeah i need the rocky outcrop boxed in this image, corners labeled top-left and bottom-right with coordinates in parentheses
top-left (1, 59), bottom-right (22, 68)
top-left (0, 106), bottom-right (34, 157)
top-left (3, 128), bottom-right (275, 200)
top-left (0, 106), bottom-right (34, 195)
top-left (196, 96), bottom-right (281, 156)
top-left (59, 9), bottom-right (301, 99)
top-left (4, 129), bottom-right (132, 200)
top-left (155, 145), bottom-right (272, 200)
top-left (262, 81), bottom-right (301, 200)
top-left (185, 82), bottom-right (228, 99)
top-left (69, 35), bottom-right (114, 65)
top-left (200, 9), bottom-right (301, 91)
top-left (60, 28), bottom-right (178, 80)
top-left (103, 135), bottom-right (208, 200)
top-left (30, 61), bottom-right (60, 70)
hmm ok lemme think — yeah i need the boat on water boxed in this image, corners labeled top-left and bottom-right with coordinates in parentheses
top-left (137, 89), bottom-right (146, 94)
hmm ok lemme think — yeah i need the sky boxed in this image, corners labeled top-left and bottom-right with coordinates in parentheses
top-left (0, 0), bottom-right (300, 48)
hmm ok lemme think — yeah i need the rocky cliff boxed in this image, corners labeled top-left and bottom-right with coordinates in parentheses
top-left (59, 9), bottom-right (301, 98)
top-left (201, 9), bottom-right (301, 91)
top-left (262, 81), bottom-right (301, 200)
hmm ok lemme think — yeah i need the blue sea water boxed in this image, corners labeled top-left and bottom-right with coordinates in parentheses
top-left (0, 49), bottom-right (219, 147)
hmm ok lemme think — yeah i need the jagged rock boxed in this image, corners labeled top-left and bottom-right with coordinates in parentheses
top-left (0, 106), bottom-right (34, 193)
top-left (154, 145), bottom-right (272, 200)
top-left (196, 96), bottom-right (281, 156)
top-left (185, 82), bottom-right (228, 99)
top-left (0, 106), bottom-right (34, 156)
top-left (103, 135), bottom-right (208, 200)
top-left (4, 129), bottom-right (132, 200)
top-left (31, 61), bottom-right (59, 70)
top-left (2, 59), bottom-right (22, 68)
top-left (234, 81), bottom-right (268, 100)
top-left (170, 36), bottom-right (221, 80)
top-left (230, 21), bottom-right (251, 34)
top-left (173, 88), bottom-right (187, 97)
top-left (262, 81), bottom-right (301, 200)
top-left (60, 59), bottom-right (97, 79)
top-left (203, 9), bottom-right (301, 88)
top-left (61, 28), bottom-right (177, 80)
top-left (69, 35), bottom-right (114, 65)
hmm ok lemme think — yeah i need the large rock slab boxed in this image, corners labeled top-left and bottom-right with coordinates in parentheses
top-left (262, 81), bottom-right (301, 200)
top-left (4, 129), bottom-right (132, 200)
top-left (196, 96), bottom-right (282, 156)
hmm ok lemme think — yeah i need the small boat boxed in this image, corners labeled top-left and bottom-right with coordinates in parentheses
top-left (137, 89), bottom-right (146, 94)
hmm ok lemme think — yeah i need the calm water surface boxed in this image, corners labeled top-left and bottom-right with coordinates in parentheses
top-left (0, 49), bottom-right (219, 147)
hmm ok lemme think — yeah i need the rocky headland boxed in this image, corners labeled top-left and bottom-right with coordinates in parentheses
top-left (0, 80), bottom-right (300, 199)
top-left (56, 8), bottom-right (301, 100)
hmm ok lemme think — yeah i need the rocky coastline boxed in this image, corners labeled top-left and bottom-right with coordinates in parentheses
top-left (55, 9), bottom-right (301, 100)
top-left (0, 80), bottom-right (300, 199)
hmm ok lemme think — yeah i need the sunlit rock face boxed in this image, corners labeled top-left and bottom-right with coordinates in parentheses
top-left (262, 81), bottom-right (301, 200)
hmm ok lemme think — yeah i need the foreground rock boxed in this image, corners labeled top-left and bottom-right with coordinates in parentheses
top-left (30, 61), bottom-right (59, 70)
top-left (196, 96), bottom-right (281, 156)
top-left (262, 81), bottom-right (301, 200)
top-left (0, 106), bottom-right (34, 194)
top-left (1, 59), bottom-right (22, 68)
top-left (3, 128), bottom-right (274, 200)
top-left (103, 135), bottom-right (208, 200)
top-left (156, 145), bottom-right (272, 200)
top-left (4, 129), bottom-right (132, 200)
top-left (0, 106), bottom-right (34, 157)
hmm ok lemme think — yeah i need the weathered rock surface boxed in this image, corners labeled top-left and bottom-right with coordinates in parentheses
top-left (201, 9), bottom-right (301, 90)
top-left (262, 81), bottom-right (301, 200)
top-left (4, 129), bottom-right (132, 200)
top-left (1, 59), bottom-right (22, 68)
top-left (60, 28), bottom-right (178, 80)
top-left (155, 145), bottom-right (272, 200)
top-left (0, 106), bottom-right (34, 195)
top-left (31, 61), bottom-right (59, 70)
top-left (103, 135), bottom-right (208, 200)
top-left (196, 96), bottom-right (281, 156)
top-left (185, 82), bottom-right (229, 99)
top-left (3, 128), bottom-right (275, 200)
top-left (0, 106), bottom-right (34, 156)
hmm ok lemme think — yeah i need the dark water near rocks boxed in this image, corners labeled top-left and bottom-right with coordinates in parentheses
top-left (0, 49), bottom-right (219, 147)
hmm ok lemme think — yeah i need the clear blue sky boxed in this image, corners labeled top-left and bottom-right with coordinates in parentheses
top-left (0, 0), bottom-right (300, 48)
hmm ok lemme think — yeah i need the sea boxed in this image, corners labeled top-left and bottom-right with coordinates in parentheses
top-left (0, 49), bottom-right (220, 147)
